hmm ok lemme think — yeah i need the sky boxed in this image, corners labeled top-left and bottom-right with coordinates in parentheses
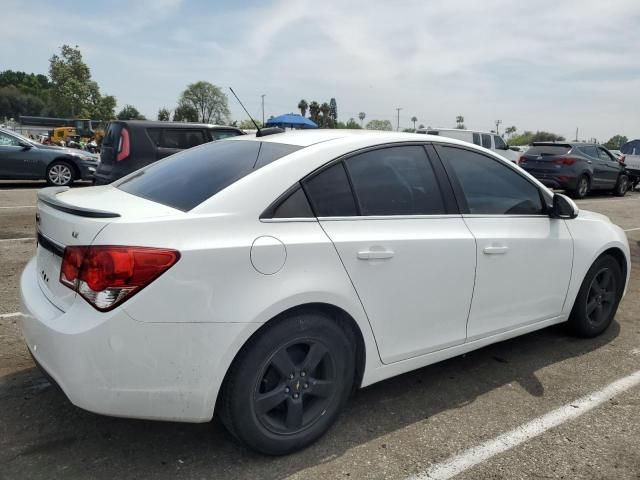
top-left (3, 0), bottom-right (640, 141)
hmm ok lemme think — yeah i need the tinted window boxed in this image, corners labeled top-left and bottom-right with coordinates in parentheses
top-left (494, 135), bottom-right (506, 149)
top-left (146, 128), bottom-right (161, 145)
top-left (304, 163), bottom-right (357, 217)
top-left (598, 148), bottom-right (614, 161)
top-left (345, 146), bottom-right (445, 215)
top-left (438, 146), bottom-right (544, 215)
top-left (472, 133), bottom-right (481, 145)
top-left (160, 129), bottom-right (206, 149)
top-left (621, 140), bottom-right (640, 155)
top-left (102, 123), bottom-right (118, 146)
top-left (211, 130), bottom-right (241, 140)
top-left (0, 132), bottom-right (20, 146)
top-left (579, 145), bottom-right (599, 158)
top-left (481, 134), bottom-right (492, 149)
top-left (117, 140), bottom-right (301, 211)
top-left (525, 145), bottom-right (571, 156)
top-left (271, 187), bottom-right (314, 218)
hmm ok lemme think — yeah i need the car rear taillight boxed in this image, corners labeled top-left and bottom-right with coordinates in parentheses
top-left (116, 128), bottom-right (130, 161)
top-left (553, 157), bottom-right (576, 165)
top-left (60, 246), bottom-right (180, 311)
top-left (519, 156), bottom-right (526, 164)
top-left (619, 155), bottom-right (626, 165)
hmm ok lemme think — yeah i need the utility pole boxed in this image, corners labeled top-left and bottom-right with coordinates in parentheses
top-left (495, 119), bottom-right (502, 135)
top-left (261, 94), bottom-right (266, 126)
top-left (575, 127), bottom-right (579, 141)
top-left (396, 107), bottom-right (402, 131)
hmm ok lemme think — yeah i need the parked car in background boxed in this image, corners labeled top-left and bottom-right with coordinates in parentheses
top-left (519, 142), bottom-right (629, 198)
top-left (0, 127), bottom-right (98, 186)
top-left (620, 139), bottom-right (640, 189)
top-left (416, 127), bottom-right (520, 163)
top-left (609, 149), bottom-right (623, 159)
top-left (21, 130), bottom-right (629, 455)
top-left (93, 120), bottom-right (245, 184)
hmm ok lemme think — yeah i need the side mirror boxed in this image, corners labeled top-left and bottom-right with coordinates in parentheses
top-left (550, 193), bottom-right (578, 219)
top-left (19, 141), bottom-right (32, 150)
top-left (501, 144), bottom-right (510, 150)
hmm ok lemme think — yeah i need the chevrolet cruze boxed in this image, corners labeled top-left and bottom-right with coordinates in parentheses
top-left (20, 130), bottom-right (630, 454)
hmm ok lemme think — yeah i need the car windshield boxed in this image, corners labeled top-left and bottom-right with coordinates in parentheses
top-left (116, 139), bottom-right (302, 211)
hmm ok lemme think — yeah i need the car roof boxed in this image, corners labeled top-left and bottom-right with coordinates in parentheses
top-left (418, 127), bottom-right (498, 135)
top-left (531, 142), bottom-right (598, 147)
top-left (111, 120), bottom-right (242, 130)
top-left (229, 129), bottom-right (448, 147)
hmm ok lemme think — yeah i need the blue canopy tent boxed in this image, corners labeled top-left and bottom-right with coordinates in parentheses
top-left (266, 113), bottom-right (318, 129)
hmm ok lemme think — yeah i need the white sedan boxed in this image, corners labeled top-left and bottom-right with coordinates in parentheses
top-left (20, 130), bottom-right (630, 455)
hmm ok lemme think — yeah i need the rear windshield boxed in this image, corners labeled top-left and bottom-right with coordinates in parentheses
top-left (116, 140), bottom-right (301, 211)
top-left (525, 145), bottom-right (571, 156)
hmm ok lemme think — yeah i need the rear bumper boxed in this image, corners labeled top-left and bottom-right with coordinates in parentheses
top-left (20, 257), bottom-right (254, 423)
top-left (521, 169), bottom-right (578, 190)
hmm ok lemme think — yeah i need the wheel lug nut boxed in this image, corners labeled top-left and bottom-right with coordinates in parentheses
top-left (300, 371), bottom-right (306, 377)
top-left (285, 387), bottom-right (290, 393)
top-left (293, 393), bottom-right (299, 399)
top-left (289, 373), bottom-right (295, 379)
top-left (303, 383), bottom-right (308, 389)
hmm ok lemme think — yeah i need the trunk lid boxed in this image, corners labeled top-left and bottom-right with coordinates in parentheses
top-left (35, 185), bottom-right (181, 311)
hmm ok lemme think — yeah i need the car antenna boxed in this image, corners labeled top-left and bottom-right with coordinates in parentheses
top-left (228, 87), bottom-right (284, 138)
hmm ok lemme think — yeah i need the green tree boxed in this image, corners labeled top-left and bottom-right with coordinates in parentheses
top-left (238, 119), bottom-right (262, 129)
top-left (337, 118), bottom-right (361, 129)
top-left (365, 119), bottom-right (393, 131)
top-left (297, 99), bottom-right (308, 117)
top-left (319, 102), bottom-right (331, 128)
top-left (418, 124), bottom-right (425, 129)
top-left (505, 125), bottom-right (517, 137)
top-left (116, 104), bottom-right (146, 120)
top-left (358, 111), bottom-right (366, 127)
top-left (309, 101), bottom-right (320, 125)
top-left (173, 103), bottom-right (198, 122)
top-left (0, 86), bottom-right (45, 118)
top-left (0, 70), bottom-right (51, 98)
top-left (604, 135), bottom-right (628, 150)
top-left (455, 115), bottom-right (465, 129)
top-left (179, 81), bottom-right (229, 124)
top-left (411, 116), bottom-right (417, 131)
top-left (329, 98), bottom-right (337, 123)
top-left (157, 107), bottom-right (171, 121)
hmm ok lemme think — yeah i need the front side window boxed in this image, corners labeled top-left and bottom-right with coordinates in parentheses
top-left (0, 132), bottom-right (20, 146)
top-left (598, 148), bottom-right (614, 161)
top-left (117, 140), bottom-right (301, 211)
top-left (481, 134), bottom-right (492, 149)
top-left (494, 135), bottom-right (506, 149)
top-left (579, 145), bottom-right (598, 158)
top-left (437, 146), bottom-right (544, 215)
top-left (344, 146), bottom-right (445, 215)
top-left (303, 163), bottom-right (357, 217)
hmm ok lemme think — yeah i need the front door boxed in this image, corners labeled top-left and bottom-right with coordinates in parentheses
top-left (302, 145), bottom-right (476, 364)
top-left (0, 131), bottom-right (41, 179)
top-left (435, 144), bottom-right (573, 340)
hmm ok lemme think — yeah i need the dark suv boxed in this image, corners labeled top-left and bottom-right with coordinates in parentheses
top-left (519, 142), bottom-right (629, 198)
top-left (94, 120), bottom-right (244, 184)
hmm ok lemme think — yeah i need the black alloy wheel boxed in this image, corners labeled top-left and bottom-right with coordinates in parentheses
top-left (584, 268), bottom-right (618, 328)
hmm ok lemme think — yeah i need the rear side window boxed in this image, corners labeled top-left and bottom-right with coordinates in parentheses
top-left (472, 133), bottom-right (481, 145)
top-left (481, 134), bottom-right (492, 149)
top-left (211, 130), bottom-right (242, 140)
top-left (438, 146), bottom-right (544, 215)
top-left (271, 187), bottom-right (314, 218)
top-left (526, 145), bottom-right (571, 156)
top-left (303, 163), bottom-right (357, 217)
top-left (598, 148), bottom-right (613, 161)
top-left (146, 128), bottom-right (161, 145)
top-left (117, 140), bottom-right (301, 211)
top-left (345, 146), bottom-right (445, 215)
top-left (160, 129), bottom-right (206, 149)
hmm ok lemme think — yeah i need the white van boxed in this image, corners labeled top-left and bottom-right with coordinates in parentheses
top-left (416, 127), bottom-right (520, 163)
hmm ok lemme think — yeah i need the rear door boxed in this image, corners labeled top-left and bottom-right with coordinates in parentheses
top-left (436, 145), bottom-right (572, 340)
top-left (304, 145), bottom-right (476, 364)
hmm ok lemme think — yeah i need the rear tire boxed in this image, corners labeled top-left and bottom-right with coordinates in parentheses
top-left (570, 175), bottom-right (590, 199)
top-left (612, 174), bottom-right (629, 197)
top-left (568, 255), bottom-right (623, 337)
top-left (219, 311), bottom-right (355, 455)
top-left (46, 161), bottom-right (75, 187)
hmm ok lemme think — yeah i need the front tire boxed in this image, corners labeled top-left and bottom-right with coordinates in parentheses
top-left (568, 255), bottom-right (623, 337)
top-left (219, 311), bottom-right (355, 455)
top-left (612, 174), bottom-right (629, 197)
top-left (46, 161), bottom-right (75, 186)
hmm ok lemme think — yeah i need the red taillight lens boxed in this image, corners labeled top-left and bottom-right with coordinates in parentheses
top-left (619, 155), bottom-right (626, 165)
top-left (116, 128), bottom-right (130, 161)
top-left (553, 157), bottom-right (576, 165)
top-left (60, 246), bottom-right (180, 311)
top-left (518, 156), bottom-right (526, 164)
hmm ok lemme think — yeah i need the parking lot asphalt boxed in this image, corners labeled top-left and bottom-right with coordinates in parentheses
top-left (0, 182), bottom-right (639, 480)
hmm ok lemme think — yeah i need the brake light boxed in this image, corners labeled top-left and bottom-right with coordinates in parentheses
top-left (116, 128), bottom-right (130, 161)
top-left (553, 157), bottom-right (576, 165)
top-left (60, 246), bottom-right (180, 311)
top-left (519, 156), bottom-right (526, 164)
top-left (619, 155), bottom-right (625, 165)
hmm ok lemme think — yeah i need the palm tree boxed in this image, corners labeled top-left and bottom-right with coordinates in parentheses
top-left (298, 99), bottom-right (308, 118)
top-left (505, 125), bottom-right (517, 137)
top-left (320, 102), bottom-right (331, 128)
top-left (455, 115), bottom-right (465, 129)
top-left (411, 116), bottom-right (418, 131)
top-left (308, 101), bottom-right (320, 125)
top-left (358, 112), bottom-right (366, 127)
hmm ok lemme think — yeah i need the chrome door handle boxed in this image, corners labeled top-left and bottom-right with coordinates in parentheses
top-left (483, 245), bottom-right (509, 255)
top-left (357, 248), bottom-right (395, 260)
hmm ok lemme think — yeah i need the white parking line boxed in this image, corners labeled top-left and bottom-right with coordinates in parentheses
top-left (0, 312), bottom-right (22, 319)
top-left (0, 205), bottom-right (35, 209)
top-left (624, 227), bottom-right (640, 232)
top-left (410, 369), bottom-right (640, 480)
top-left (0, 237), bottom-right (35, 243)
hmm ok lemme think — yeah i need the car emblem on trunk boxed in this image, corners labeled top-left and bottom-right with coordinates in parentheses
top-left (35, 213), bottom-right (40, 224)
top-left (72, 231), bottom-right (79, 239)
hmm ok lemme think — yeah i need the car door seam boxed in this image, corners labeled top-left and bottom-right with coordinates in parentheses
top-left (459, 215), bottom-right (478, 343)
